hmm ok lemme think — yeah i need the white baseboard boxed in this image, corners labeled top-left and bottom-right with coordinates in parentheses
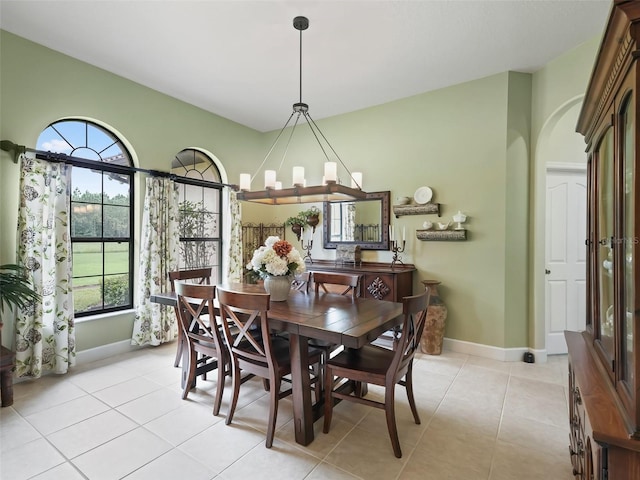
top-left (75, 340), bottom-right (143, 364)
top-left (443, 337), bottom-right (549, 363)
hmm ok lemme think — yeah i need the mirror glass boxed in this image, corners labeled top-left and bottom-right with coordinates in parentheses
top-left (322, 191), bottom-right (390, 250)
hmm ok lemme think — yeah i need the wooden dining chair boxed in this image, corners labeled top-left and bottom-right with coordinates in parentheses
top-left (312, 271), bottom-right (361, 299)
top-left (216, 287), bottom-right (323, 448)
top-left (169, 268), bottom-right (212, 368)
top-left (310, 271), bottom-right (363, 388)
top-left (174, 282), bottom-right (228, 416)
top-left (322, 290), bottom-right (430, 458)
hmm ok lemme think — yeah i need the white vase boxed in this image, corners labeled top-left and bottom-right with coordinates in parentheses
top-left (264, 275), bottom-right (292, 301)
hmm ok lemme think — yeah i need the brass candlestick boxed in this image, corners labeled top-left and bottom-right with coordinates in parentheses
top-left (390, 239), bottom-right (405, 268)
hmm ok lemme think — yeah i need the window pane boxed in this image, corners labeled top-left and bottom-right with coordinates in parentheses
top-left (74, 281), bottom-right (102, 314)
top-left (105, 243), bottom-right (129, 275)
top-left (72, 203), bottom-right (102, 237)
top-left (51, 120), bottom-right (87, 149)
top-left (104, 173), bottom-right (130, 205)
top-left (73, 243), bottom-right (103, 278)
top-left (104, 274), bottom-right (130, 308)
top-left (87, 123), bottom-right (117, 154)
top-left (72, 168), bottom-right (103, 202)
top-left (179, 240), bottom-right (218, 270)
top-left (203, 188), bottom-right (220, 213)
top-left (104, 205), bottom-right (130, 237)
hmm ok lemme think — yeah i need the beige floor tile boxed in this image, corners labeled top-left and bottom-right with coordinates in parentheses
top-left (0, 437), bottom-right (66, 480)
top-left (144, 400), bottom-right (223, 446)
top-left (93, 376), bottom-right (164, 407)
top-left (69, 363), bottom-right (140, 393)
top-left (24, 394), bottom-right (109, 435)
top-left (116, 387), bottom-right (184, 424)
top-left (0, 406), bottom-right (42, 452)
top-left (30, 462), bottom-right (86, 479)
top-left (504, 376), bottom-right (568, 428)
top-left (324, 425), bottom-right (410, 479)
top-left (305, 461), bottom-right (363, 479)
top-left (123, 448), bottom-right (215, 480)
top-left (489, 439), bottom-right (573, 480)
top-left (72, 427), bottom-right (172, 480)
top-left (220, 437), bottom-right (319, 480)
top-left (47, 409), bottom-right (138, 458)
top-left (498, 409), bottom-right (570, 455)
top-left (278, 416), bottom-right (354, 460)
top-left (177, 420), bottom-right (264, 473)
top-left (413, 352), bottom-right (468, 378)
top-left (11, 376), bottom-right (87, 416)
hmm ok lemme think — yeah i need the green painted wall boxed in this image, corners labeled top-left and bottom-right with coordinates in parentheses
top-left (0, 28), bottom-right (601, 356)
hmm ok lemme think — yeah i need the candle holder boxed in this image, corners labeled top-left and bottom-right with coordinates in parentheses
top-left (301, 238), bottom-right (313, 263)
top-left (390, 239), bottom-right (406, 268)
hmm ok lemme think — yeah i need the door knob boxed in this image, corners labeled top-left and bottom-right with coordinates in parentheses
top-left (545, 269), bottom-right (551, 275)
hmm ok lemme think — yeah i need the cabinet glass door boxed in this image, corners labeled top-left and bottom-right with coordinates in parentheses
top-left (621, 92), bottom-right (635, 387)
top-left (597, 127), bottom-right (615, 365)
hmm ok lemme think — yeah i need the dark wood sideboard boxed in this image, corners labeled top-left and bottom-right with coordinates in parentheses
top-left (305, 260), bottom-right (416, 303)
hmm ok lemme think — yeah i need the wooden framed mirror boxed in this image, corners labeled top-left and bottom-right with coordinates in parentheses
top-left (322, 191), bottom-right (390, 250)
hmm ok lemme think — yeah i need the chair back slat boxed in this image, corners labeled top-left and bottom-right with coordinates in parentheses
top-left (169, 268), bottom-right (212, 291)
top-left (390, 290), bottom-right (430, 378)
top-left (217, 288), bottom-right (277, 370)
top-left (174, 282), bottom-right (223, 351)
top-left (312, 271), bottom-right (361, 299)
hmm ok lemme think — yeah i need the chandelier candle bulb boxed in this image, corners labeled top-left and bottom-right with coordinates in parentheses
top-left (351, 172), bottom-right (363, 189)
top-left (239, 173), bottom-right (251, 191)
top-left (265, 170), bottom-right (277, 189)
top-left (292, 166), bottom-right (305, 186)
top-left (324, 162), bottom-right (337, 183)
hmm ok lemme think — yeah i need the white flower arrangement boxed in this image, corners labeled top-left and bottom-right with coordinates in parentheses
top-left (247, 236), bottom-right (305, 278)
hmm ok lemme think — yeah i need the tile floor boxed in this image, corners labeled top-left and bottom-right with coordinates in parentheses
top-left (0, 343), bottom-right (574, 479)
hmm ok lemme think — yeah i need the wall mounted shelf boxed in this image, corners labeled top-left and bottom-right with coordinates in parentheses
top-left (416, 229), bottom-right (467, 241)
top-left (393, 203), bottom-right (441, 217)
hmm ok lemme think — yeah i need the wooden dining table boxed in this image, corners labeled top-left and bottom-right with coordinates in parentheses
top-left (150, 281), bottom-right (403, 446)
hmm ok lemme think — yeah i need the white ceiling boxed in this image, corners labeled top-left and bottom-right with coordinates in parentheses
top-left (0, 1), bottom-right (611, 132)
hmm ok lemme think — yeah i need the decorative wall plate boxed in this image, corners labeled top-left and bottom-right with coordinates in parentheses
top-left (414, 186), bottom-right (433, 205)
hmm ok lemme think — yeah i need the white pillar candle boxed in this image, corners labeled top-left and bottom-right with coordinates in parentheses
top-left (264, 170), bottom-right (276, 189)
top-left (239, 173), bottom-right (251, 191)
top-left (292, 166), bottom-right (305, 186)
top-left (324, 162), bottom-right (337, 183)
top-left (351, 172), bottom-right (363, 189)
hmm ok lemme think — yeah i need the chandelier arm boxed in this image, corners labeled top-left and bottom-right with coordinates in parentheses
top-left (301, 112), bottom-right (332, 163)
top-left (277, 112), bottom-right (303, 175)
top-left (306, 112), bottom-right (360, 188)
top-left (250, 111), bottom-right (296, 182)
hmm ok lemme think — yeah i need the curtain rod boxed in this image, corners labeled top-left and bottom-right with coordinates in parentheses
top-left (0, 139), bottom-right (239, 191)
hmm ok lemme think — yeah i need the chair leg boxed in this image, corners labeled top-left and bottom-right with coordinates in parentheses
top-left (384, 386), bottom-right (402, 458)
top-left (322, 365), bottom-right (333, 434)
top-left (213, 358), bottom-right (226, 416)
top-left (174, 336), bottom-right (183, 368)
top-left (225, 360), bottom-right (241, 425)
top-left (182, 349), bottom-right (197, 400)
top-left (404, 365), bottom-right (421, 424)
top-left (265, 376), bottom-right (281, 448)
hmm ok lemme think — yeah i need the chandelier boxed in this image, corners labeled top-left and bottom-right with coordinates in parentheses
top-left (236, 16), bottom-right (367, 205)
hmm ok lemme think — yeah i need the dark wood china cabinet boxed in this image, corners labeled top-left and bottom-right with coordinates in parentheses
top-left (567, 2), bottom-right (640, 478)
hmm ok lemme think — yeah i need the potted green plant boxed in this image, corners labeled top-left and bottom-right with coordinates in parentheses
top-left (284, 214), bottom-right (307, 240)
top-left (0, 264), bottom-right (40, 345)
top-left (300, 206), bottom-right (320, 231)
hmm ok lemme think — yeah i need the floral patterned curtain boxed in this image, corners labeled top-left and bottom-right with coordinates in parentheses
top-left (15, 156), bottom-right (74, 378)
top-left (226, 190), bottom-right (243, 282)
top-left (131, 177), bottom-right (179, 346)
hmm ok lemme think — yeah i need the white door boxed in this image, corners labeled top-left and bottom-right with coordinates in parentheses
top-left (545, 168), bottom-right (587, 354)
